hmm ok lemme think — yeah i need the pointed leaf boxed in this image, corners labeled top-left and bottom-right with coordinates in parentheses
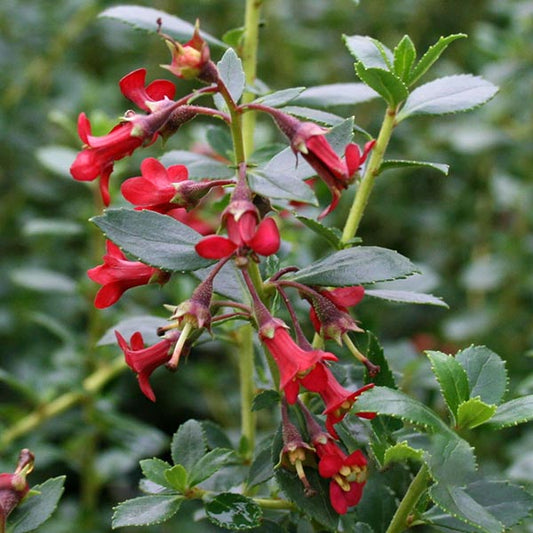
top-left (383, 441), bottom-right (424, 466)
top-left (426, 351), bottom-right (470, 419)
top-left (111, 495), bottom-right (183, 528)
top-left (343, 35), bottom-right (392, 69)
top-left (355, 63), bottom-right (409, 107)
top-left (189, 448), bottom-right (236, 486)
top-left (99, 6), bottom-right (225, 47)
top-left (293, 83), bottom-right (378, 107)
top-left (393, 35), bottom-right (417, 82)
top-left (288, 246), bottom-right (418, 286)
top-left (217, 48), bottom-right (245, 104)
top-left (456, 398), bottom-right (497, 429)
top-left (164, 464), bottom-right (189, 492)
top-left (409, 34), bottom-right (467, 85)
top-left (247, 442), bottom-right (275, 488)
top-left (455, 346), bottom-right (508, 405)
top-left (281, 105), bottom-right (347, 126)
top-left (397, 75), bottom-right (498, 121)
top-left (170, 420), bottom-right (207, 470)
top-left (365, 289), bottom-right (448, 307)
top-left (295, 216), bottom-right (343, 250)
top-left (140, 458), bottom-right (173, 489)
top-left (9, 477), bottom-right (65, 533)
top-left (379, 159), bottom-right (449, 175)
top-left (205, 493), bottom-right (262, 530)
top-left (91, 208), bottom-right (211, 272)
top-left (253, 87), bottom-right (306, 107)
top-left (488, 395), bottom-right (533, 428)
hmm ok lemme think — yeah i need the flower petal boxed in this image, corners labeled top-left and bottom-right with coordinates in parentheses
top-left (195, 235), bottom-right (237, 259)
top-left (248, 217), bottom-right (280, 256)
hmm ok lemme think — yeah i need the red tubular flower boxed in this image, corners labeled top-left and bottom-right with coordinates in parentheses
top-left (87, 241), bottom-right (169, 308)
top-left (116, 330), bottom-right (181, 402)
top-left (258, 319), bottom-right (338, 403)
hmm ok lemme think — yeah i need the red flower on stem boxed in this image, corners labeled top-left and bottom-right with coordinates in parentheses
top-left (87, 240), bottom-right (169, 309)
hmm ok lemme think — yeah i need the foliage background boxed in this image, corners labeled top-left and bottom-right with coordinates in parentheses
top-left (1, 0), bottom-right (532, 531)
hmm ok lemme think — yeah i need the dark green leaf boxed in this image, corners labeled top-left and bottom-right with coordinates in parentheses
top-left (426, 351), bottom-right (470, 420)
top-left (488, 395), bottom-right (533, 428)
top-left (456, 398), bottom-right (497, 429)
top-left (428, 433), bottom-right (477, 486)
top-left (364, 332), bottom-right (397, 388)
top-left (217, 48), bottom-right (245, 104)
top-left (356, 473), bottom-right (398, 532)
top-left (189, 448), bottom-right (236, 486)
top-left (160, 150), bottom-right (234, 179)
top-left (455, 346), bottom-right (508, 405)
top-left (365, 289), bottom-right (448, 307)
top-left (409, 34), bottom-right (467, 85)
top-left (355, 63), bottom-right (409, 107)
top-left (379, 159), bottom-right (449, 175)
top-left (205, 493), bottom-right (262, 530)
top-left (9, 476), bottom-right (65, 533)
top-left (193, 261), bottom-right (244, 301)
top-left (251, 389), bottom-right (281, 411)
top-left (253, 87), bottom-right (306, 107)
top-left (91, 208), bottom-right (211, 272)
top-left (140, 458), bottom-right (173, 489)
top-left (202, 420), bottom-right (235, 450)
top-left (170, 420), bottom-right (207, 470)
top-left (287, 246), bottom-right (418, 286)
top-left (111, 495), bottom-right (183, 528)
top-left (393, 35), bottom-right (417, 81)
top-left (397, 75), bottom-right (498, 122)
top-left (247, 442), bottom-right (275, 489)
top-left (343, 35), bottom-right (392, 69)
top-left (295, 216), bottom-right (343, 250)
top-left (99, 6), bottom-right (225, 47)
top-left (164, 464), bottom-right (188, 492)
top-left (292, 83), bottom-right (378, 107)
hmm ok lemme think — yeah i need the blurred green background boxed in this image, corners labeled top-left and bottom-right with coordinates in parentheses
top-left (1, 0), bottom-right (532, 531)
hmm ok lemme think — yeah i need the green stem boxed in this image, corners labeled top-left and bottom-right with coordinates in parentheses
top-left (341, 106), bottom-right (397, 244)
top-left (386, 464), bottom-right (430, 533)
top-left (238, 322), bottom-right (256, 461)
top-left (253, 497), bottom-right (296, 510)
top-left (241, 0), bottom-right (263, 157)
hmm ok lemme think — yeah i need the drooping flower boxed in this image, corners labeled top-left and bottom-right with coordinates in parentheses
top-left (116, 329), bottom-right (182, 402)
top-left (87, 241), bottom-right (169, 308)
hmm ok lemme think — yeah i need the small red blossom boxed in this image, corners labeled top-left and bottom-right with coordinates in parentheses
top-left (88, 241), bottom-right (169, 308)
top-left (116, 329), bottom-right (181, 402)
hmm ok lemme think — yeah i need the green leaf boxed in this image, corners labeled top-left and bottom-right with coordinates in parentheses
top-left (409, 33), bottom-right (467, 85)
top-left (281, 105), bottom-right (347, 127)
top-left (188, 448), bottom-right (236, 486)
top-left (456, 398), bottom-right (497, 429)
top-left (10, 268), bottom-right (76, 294)
top-left (393, 35), bottom-right (417, 81)
top-left (455, 346), bottom-right (508, 405)
top-left (247, 442), bottom-right (275, 488)
top-left (397, 75), bottom-right (498, 122)
top-left (253, 87), bottom-right (306, 107)
top-left (354, 63), bottom-right (409, 107)
top-left (251, 389), bottom-right (281, 411)
top-left (426, 351), bottom-right (470, 420)
top-left (365, 289), bottom-right (448, 307)
top-left (355, 386), bottom-right (448, 433)
top-left (111, 495), bottom-right (183, 528)
top-left (205, 493), bottom-right (262, 530)
top-left (379, 159), bottom-right (449, 175)
top-left (428, 433), bottom-right (477, 486)
top-left (160, 150), bottom-right (234, 179)
top-left (222, 26), bottom-right (245, 48)
top-left (9, 476), bottom-right (65, 533)
top-left (429, 484), bottom-right (504, 533)
top-left (343, 35), bottom-right (393, 69)
top-left (36, 146), bottom-right (77, 179)
top-left (295, 216), bottom-right (343, 250)
top-left (217, 48), bottom-right (245, 104)
top-left (488, 395), bottom-right (533, 428)
top-left (170, 420), bottom-right (207, 470)
top-left (99, 5), bottom-right (225, 47)
top-left (383, 441), bottom-right (424, 466)
top-left (355, 474), bottom-right (398, 532)
top-left (140, 458), bottom-right (173, 489)
top-left (287, 246), bottom-right (418, 286)
top-left (292, 83), bottom-right (378, 107)
top-left (164, 464), bottom-right (189, 492)
top-left (91, 208), bottom-right (211, 272)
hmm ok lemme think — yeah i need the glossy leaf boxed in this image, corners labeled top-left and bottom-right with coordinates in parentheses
top-left (205, 493), bottom-right (262, 530)
top-left (397, 75), bottom-right (498, 121)
top-left (393, 35), bottom-right (417, 81)
top-left (365, 289), bottom-right (448, 307)
top-left (164, 464), bottom-right (188, 492)
top-left (295, 216), bottom-right (343, 249)
top-left (426, 350), bottom-right (470, 419)
top-left (170, 420), bottom-right (207, 470)
top-left (111, 495), bottom-right (183, 528)
top-left (354, 63), bottom-right (409, 107)
top-left (343, 35), bottom-right (393, 69)
top-left (91, 208), bottom-right (211, 272)
top-left (292, 83), bottom-right (378, 107)
top-left (456, 398), bottom-right (497, 429)
top-left (379, 159), bottom-right (449, 175)
top-left (383, 441), bottom-right (424, 466)
top-left (188, 448), bottom-right (236, 486)
top-left (288, 246), bottom-right (418, 286)
top-left (140, 458), bottom-right (173, 489)
top-left (9, 477), bottom-right (65, 533)
top-left (247, 442), bottom-right (275, 488)
top-left (488, 395), bottom-right (533, 428)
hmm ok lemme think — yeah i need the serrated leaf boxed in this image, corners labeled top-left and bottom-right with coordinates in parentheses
top-left (251, 389), bottom-right (281, 411)
top-left (9, 476), bottom-right (65, 533)
top-left (383, 441), bottom-right (424, 466)
top-left (140, 458), bottom-right (173, 489)
top-left (205, 493), bottom-right (262, 530)
top-left (253, 87), bottom-right (306, 107)
top-left (488, 395), bottom-right (533, 428)
top-left (171, 420), bottom-right (207, 470)
top-left (409, 34), bottom-right (467, 85)
top-left (188, 448), bottom-right (235, 486)
top-left (91, 208), bottom-right (211, 272)
top-left (343, 35), bottom-right (393, 69)
top-left (397, 75), bottom-right (498, 122)
top-left (355, 63), bottom-right (409, 107)
top-left (99, 5), bottom-right (225, 47)
top-left (164, 464), bottom-right (189, 492)
top-left (292, 83), bottom-right (378, 107)
top-left (111, 495), bottom-right (183, 528)
top-left (393, 35), bottom-right (417, 82)
top-left (217, 48), bottom-right (245, 104)
top-left (295, 216), bottom-right (342, 249)
top-left (288, 246), bottom-right (418, 286)
top-left (247, 442), bottom-right (275, 488)
top-left (455, 346), bottom-right (508, 405)
top-left (456, 398), bottom-right (497, 429)
top-left (160, 150), bottom-right (234, 179)
top-left (365, 289), bottom-right (448, 307)
top-left (379, 159), bottom-right (449, 175)
top-left (428, 433), bottom-right (477, 486)
top-left (426, 351), bottom-right (470, 420)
